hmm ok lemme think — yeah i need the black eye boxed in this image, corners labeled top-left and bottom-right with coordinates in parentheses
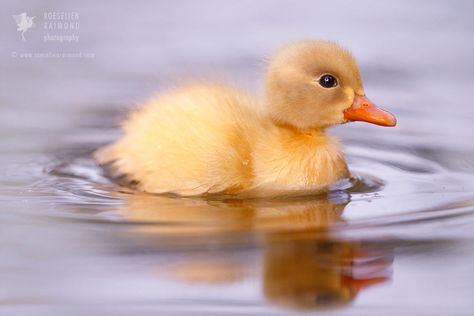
top-left (319, 74), bottom-right (338, 88)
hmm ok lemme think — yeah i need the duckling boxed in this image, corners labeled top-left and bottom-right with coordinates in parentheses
top-left (95, 40), bottom-right (396, 197)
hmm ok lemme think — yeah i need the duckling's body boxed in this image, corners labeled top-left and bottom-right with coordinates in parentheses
top-left (96, 41), bottom-right (396, 197)
top-left (96, 84), bottom-right (348, 196)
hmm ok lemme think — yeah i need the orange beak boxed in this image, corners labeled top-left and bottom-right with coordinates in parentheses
top-left (344, 95), bottom-right (397, 127)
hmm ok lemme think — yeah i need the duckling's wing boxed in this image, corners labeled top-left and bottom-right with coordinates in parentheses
top-left (95, 84), bottom-right (261, 196)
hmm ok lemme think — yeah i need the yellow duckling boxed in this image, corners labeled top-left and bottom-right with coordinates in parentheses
top-left (95, 40), bottom-right (396, 197)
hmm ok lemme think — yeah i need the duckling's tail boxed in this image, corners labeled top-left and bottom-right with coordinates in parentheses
top-left (94, 142), bottom-right (140, 188)
top-left (93, 143), bottom-right (120, 165)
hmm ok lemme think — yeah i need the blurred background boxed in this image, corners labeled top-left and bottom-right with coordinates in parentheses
top-left (1, 1), bottom-right (474, 315)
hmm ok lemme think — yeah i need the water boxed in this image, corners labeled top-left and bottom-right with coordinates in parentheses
top-left (1, 1), bottom-right (474, 315)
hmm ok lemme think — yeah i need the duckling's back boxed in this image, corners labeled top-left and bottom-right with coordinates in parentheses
top-left (95, 84), bottom-right (263, 195)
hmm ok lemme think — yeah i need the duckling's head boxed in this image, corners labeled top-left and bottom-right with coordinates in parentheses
top-left (264, 40), bottom-right (396, 130)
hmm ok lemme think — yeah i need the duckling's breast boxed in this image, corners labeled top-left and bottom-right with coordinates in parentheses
top-left (246, 132), bottom-right (349, 196)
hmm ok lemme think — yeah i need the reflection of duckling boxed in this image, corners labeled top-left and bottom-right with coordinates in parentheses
top-left (162, 257), bottom-right (249, 284)
top-left (118, 193), bottom-right (345, 235)
top-left (117, 193), bottom-right (391, 311)
top-left (96, 40), bottom-right (396, 197)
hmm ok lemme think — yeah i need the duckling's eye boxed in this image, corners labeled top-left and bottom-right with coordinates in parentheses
top-left (319, 74), bottom-right (338, 88)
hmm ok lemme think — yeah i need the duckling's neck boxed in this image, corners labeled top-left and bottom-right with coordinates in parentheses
top-left (271, 120), bottom-right (327, 138)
